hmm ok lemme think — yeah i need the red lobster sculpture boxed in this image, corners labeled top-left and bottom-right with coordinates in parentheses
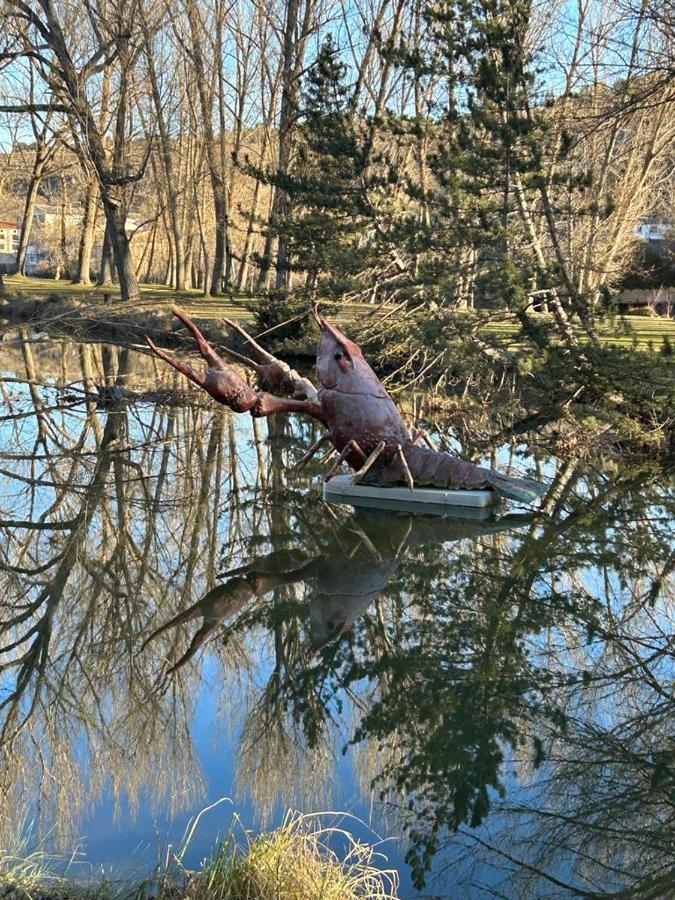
top-left (147, 310), bottom-right (546, 503)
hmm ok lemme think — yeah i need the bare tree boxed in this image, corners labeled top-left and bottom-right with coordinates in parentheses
top-left (1, 0), bottom-right (152, 301)
top-left (14, 105), bottom-right (62, 276)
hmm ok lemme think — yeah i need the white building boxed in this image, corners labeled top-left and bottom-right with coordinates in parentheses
top-left (0, 220), bottom-right (19, 251)
top-left (34, 204), bottom-right (84, 228)
top-left (0, 220), bottom-right (20, 268)
top-left (635, 219), bottom-right (671, 242)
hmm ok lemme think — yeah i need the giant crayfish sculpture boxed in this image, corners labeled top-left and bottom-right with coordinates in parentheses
top-left (147, 310), bottom-right (546, 503)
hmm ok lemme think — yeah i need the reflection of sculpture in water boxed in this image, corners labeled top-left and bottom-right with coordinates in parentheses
top-left (145, 507), bottom-right (532, 671)
top-left (145, 505), bottom-right (545, 869)
top-left (148, 310), bottom-right (546, 501)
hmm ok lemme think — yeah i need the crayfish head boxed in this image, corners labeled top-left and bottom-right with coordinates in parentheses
top-left (315, 316), bottom-right (368, 390)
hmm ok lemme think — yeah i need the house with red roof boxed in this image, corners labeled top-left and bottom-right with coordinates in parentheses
top-left (0, 220), bottom-right (20, 269)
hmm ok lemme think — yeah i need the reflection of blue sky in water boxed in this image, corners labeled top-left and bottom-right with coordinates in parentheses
top-left (78, 654), bottom-right (530, 899)
top-left (1, 339), bottom-right (674, 899)
top-left (80, 656), bottom-right (378, 885)
top-left (77, 666), bottom-right (481, 900)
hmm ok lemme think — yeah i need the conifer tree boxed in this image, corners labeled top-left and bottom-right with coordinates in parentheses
top-left (401, 0), bottom-right (543, 310)
top-left (268, 36), bottom-right (379, 301)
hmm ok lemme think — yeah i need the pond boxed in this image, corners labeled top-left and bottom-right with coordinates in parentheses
top-left (0, 333), bottom-right (673, 898)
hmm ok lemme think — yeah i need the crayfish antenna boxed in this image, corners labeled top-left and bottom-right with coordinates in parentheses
top-left (223, 317), bottom-right (278, 367)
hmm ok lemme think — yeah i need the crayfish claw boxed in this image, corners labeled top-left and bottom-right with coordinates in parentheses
top-left (146, 336), bottom-right (206, 387)
top-left (171, 308), bottom-right (230, 372)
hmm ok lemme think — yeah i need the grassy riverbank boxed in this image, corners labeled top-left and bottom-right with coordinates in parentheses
top-left (0, 812), bottom-right (398, 899)
top-left (2, 275), bottom-right (675, 349)
top-left (0, 276), bottom-right (363, 332)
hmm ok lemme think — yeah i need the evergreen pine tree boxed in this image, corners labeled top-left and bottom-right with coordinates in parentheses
top-left (269, 35), bottom-right (396, 303)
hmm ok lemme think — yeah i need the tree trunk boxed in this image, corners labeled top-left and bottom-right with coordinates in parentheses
top-left (216, 6), bottom-right (234, 290)
top-left (272, 0), bottom-right (301, 290)
top-left (104, 46), bottom-right (140, 303)
top-left (16, 143), bottom-right (49, 276)
top-left (98, 220), bottom-right (115, 285)
top-left (263, 0), bottom-right (316, 289)
top-left (184, 241), bottom-right (194, 291)
top-left (185, 0), bottom-right (230, 296)
top-left (144, 218), bottom-right (158, 283)
top-left (237, 173), bottom-right (264, 291)
top-left (141, 12), bottom-right (186, 290)
top-left (73, 178), bottom-right (98, 284)
top-left (211, 195), bottom-right (229, 295)
top-left (58, 183), bottom-right (70, 280)
top-left (256, 207), bottom-right (276, 290)
top-left (104, 204), bottom-right (138, 301)
top-left (195, 182), bottom-right (211, 297)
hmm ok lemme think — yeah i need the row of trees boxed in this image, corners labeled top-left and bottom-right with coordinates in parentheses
top-left (0, 0), bottom-right (409, 299)
top-left (0, 0), bottom-right (673, 338)
top-left (284, 0), bottom-right (675, 346)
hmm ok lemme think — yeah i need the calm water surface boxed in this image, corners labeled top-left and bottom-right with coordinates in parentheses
top-left (0, 335), bottom-right (673, 898)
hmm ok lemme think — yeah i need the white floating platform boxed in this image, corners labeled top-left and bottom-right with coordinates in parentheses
top-left (323, 474), bottom-right (498, 518)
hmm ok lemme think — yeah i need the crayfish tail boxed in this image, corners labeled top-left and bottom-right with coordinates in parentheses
top-left (486, 470), bottom-right (548, 504)
top-left (401, 444), bottom-right (547, 503)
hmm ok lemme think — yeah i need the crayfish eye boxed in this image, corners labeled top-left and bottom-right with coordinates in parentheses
top-left (334, 351), bottom-right (343, 360)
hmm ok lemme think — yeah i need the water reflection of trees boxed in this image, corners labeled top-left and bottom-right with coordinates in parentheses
top-left (0, 335), bottom-right (292, 844)
top-left (0, 335), bottom-right (673, 897)
top-left (164, 464), bottom-right (674, 897)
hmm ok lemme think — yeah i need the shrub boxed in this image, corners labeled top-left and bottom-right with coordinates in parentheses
top-left (248, 289), bottom-right (318, 350)
top-left (0, 811), bottom-right (399, 900)
top-left (186, 811), bottom-right (398, 900)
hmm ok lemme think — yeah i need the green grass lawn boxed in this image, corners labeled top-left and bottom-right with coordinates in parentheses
top-left (1, 274), bottom-right (366, 326)
top-left (4, 275), bottom-right (675, 349)
top-left (3, 273), bottom-right (252, 319)
top-left (480, 312), bottom-right (675, 350)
